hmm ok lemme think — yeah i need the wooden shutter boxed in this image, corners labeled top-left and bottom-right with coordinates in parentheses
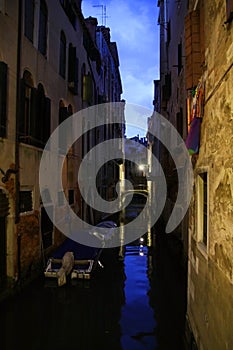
top-left (185, 11), bottom-right (202, 89)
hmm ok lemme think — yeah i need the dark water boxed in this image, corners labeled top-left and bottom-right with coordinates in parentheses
top-left (0, 234), bottom-right (186, 350)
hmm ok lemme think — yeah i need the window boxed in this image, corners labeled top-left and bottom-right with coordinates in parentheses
top-left (176, 108), bottom-right (183, 139)
top-left (178, 42), bottom-right (182, 75)
top-left (24, 0), bottom-right (34, 42)
top-left (19, 73), bottom-right (51, 147)
top-left (60, 0), bottom-right (76, 28)
top-left (0, 0), bottom-right (6, 14)
top-left (68, 44), bottom-right (78, 94)
top-left (185, 1), bottom-right (205, 89)
top-left (41, 205), bottom-right (53, 249)
top-left (0, 62), bottom-right (7, 138)
top-left (226, 0), bottom-right (233, 22)
top-left (19, 71), bottom-right (36, 143)
top-left (59, 100), bottom-right (71, 152)
top-left (68, 189), bottom-right (74, 205)
top-left (36, 83), bottom-right (51, 147)
top-left (82, 73), bottom-right (93, 104)
top-left (59, 31), bottom-right (66, 78)
top-left (162, 72), bottom-right (171, 102)
top-left (19, 190), bottom-right (33, 213)
top-left (38, 0), bottom-right (47, 56)
top-left (197, 172), bottom-right (208, 247)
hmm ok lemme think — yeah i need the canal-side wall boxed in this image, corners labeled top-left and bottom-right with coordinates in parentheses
top-left (186, 1), bottom-right (233, 349)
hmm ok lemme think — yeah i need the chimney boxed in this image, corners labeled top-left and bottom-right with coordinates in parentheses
top-left (85, 16), bottom-right (98, 43)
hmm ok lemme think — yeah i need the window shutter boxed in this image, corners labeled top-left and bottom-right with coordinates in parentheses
top-left (185, 11), bottom-right (202, 89)
top-left (68, 46), bottom-right (79, 95)
top-left (0, 62), bottom-right (7, 138)
top-left (59, 106), bottom-right (68, 152)
top-left (19, 79), bottom-right (26, 137)
top-left (68, 45), bottom-right (76, 82)
top-left (226, 0), bottom-right (233, 22)
top-left (30, 87), bottom-right (38, 145)
top-left (44, 97), bottom-right (51, 144)
top-left (59, 106), bottom-right (68, 124)
top-left (83, 74), bottom-right (93, 104)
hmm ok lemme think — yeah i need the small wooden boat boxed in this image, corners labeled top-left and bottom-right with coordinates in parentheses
top-left (44, 221), bottom-right (117, 286)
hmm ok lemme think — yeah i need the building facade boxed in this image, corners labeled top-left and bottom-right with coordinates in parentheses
top-left (0, 0), bottom-right (123, 295)
top-left (150, 0), bottom-right (233, 349)
top-left (185, 1), bottom-right (233, 349)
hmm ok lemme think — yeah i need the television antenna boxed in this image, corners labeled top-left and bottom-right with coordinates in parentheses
top-left (93, 4), bottom-right (108, 26)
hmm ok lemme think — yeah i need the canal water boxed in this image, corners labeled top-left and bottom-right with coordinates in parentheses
top-left (0, 233), bottom-right (186, 350)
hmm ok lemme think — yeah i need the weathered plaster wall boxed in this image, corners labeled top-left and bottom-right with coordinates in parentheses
top-left (187, 0), bottom-right (233, 348)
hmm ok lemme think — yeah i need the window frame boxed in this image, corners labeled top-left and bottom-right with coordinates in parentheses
top-left (19, 189), bottom-right (33, 214)
top-left (196, 169), bottom-right (209, 257)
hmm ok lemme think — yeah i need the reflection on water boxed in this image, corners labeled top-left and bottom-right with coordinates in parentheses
top-left (120, 245), bottom-right (157, 349)
top-left (0, 234), bottom-right (186, 350)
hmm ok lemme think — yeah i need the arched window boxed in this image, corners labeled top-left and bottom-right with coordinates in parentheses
top-left (59, 31), bottom-right (66, 78)
top-left (19, 70), bottom-right (35, 143)
top-left (24, 0), bottom-right (35, 42)
top-left (19, 73), bottom-right (51, 147)
top-left (36, 83), bottom-right (51, 146)
top-left (38, 0), bottom-right (48, 56)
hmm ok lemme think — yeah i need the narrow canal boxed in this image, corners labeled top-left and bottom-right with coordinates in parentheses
top-left (0, 231), bottom-right (186, 350)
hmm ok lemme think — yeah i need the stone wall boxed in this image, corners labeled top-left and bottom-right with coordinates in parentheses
top-left (187, 0), bottom-right (233, 348)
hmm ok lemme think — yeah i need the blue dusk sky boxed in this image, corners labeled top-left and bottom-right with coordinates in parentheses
top-left (82, 0), bottom-right (160, 137)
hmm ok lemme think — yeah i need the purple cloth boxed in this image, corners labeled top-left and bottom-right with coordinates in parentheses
top-left (185, 117), bottom-right (202, 155)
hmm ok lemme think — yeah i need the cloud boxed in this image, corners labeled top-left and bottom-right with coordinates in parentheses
top-left (82, 0), bottom-right (160, 131)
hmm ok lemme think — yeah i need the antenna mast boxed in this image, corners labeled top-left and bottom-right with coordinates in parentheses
top-left (93, 4), bottom-right (107, 26)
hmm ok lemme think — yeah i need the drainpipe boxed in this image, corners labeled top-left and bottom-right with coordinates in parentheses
top-left (15, 0), bottom-right (23, 282)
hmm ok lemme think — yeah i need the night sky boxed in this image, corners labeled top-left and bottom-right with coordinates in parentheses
top-left (82, 0), bottom-right (160, 137)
